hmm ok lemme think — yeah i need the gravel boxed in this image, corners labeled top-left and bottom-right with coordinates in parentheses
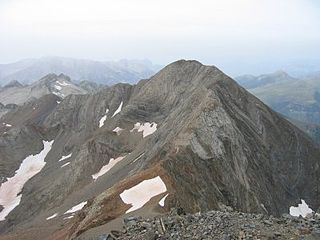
top-left (97, 208), bottom-right (320, 240)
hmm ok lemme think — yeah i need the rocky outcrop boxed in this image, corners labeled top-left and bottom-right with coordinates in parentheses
top-left (116, 208), bottom-right (320, 240)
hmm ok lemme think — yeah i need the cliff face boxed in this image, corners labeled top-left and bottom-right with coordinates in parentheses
top-left (0, 60), bottom-right (319, 239)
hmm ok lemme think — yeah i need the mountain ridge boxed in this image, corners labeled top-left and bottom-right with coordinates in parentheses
top-left (0, 56), bottom-right (161, 86)
top-left (0, 60), bottom-right (319, 240)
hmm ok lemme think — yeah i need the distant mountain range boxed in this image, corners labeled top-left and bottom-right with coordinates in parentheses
top-left (236, 71), bottom-right (320, 143)
top-left (0, 56), bottom-right (161, 86)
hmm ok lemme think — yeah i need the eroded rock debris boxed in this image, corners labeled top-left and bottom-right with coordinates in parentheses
top-left (97, 208), bottom-right (320, 240)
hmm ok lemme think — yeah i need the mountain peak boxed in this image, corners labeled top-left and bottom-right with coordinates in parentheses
top-left (37, 73), bottom-right (71, 84)
top-left (3, 80), bottom-right (23, 89)
top-left (271, 70), bottom-right (292, 78)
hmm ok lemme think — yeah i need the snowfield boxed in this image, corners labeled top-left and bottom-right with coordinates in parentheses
top-left (46, 213), bottom-right (58, 220)
top-left (92, 156), bottom-right (126, 181)
top-left (54, 85), bottom-right (62, 91)
top-left (0, 140), bottom-right (54, 221)
top-left (58, 153), bottom-right (72, 162)
top-left (99, 109), bottom-right (109, 128)
top-left (159, 194), bottom-right (168, 207)
top-left (112, 101), bottom-right (123, 117)
top-left (120, 176), bottom-right (167, 213)
top-left (56, 80), bottom-right (71, 86)
top-left (2, 123), bottom-right (12, 127)
top-left (113, 127), bottom-right (123, 135)
top-left (64, 201), bottom-right (87, 214)
top-left (52, 91), bottom-right (65, 98)
top-left (289, 199), bottom-right (313, 218)
top-left (61, 162), bottom-right (70, 168)
top-left (130, 122), bottom-right (158, 138)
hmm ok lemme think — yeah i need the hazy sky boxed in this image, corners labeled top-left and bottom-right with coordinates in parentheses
top-left (0, 0), bottom-right (319, 75)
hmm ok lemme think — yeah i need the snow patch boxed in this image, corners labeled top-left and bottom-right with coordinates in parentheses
top-left (120, 176), bottom-right (167, 213)
top-left (46, 213), bottom-right (58, 220)
top-left (56, 80), bottom-right (71, 86)
top-left (61, 162), bottom-right (70, 168)
top-left (113, 127), bottom-right (123, 135)
top-left (92, 156), bottom-right (126, 181)
top-left (131, 153), bottom-right (145, 164)
top-left (0, 140), bottom-right (54, 221)
top-left (58, 153), bottom-right (72, 162)
top-left (290, 199), bottom-right (313, 218)
top-left (130, 122), bottom-right (158, 138)
top-left (56, 101), bottom-right (61, 104)
top-left (159, 194), bottom-right (168, 207)
top-left (63, 215), bottom-right (74, 220)
top-left (112, 101), bottom-right (123, 117)
top-left (54, 85), bottom-right (62, 91)
top-left (2, 123), bottom-right (12, 127)
top-left (99, 109), bottom-right (109, 128)
top-left (64, 201), bottom-right (87, 214)
top-left (52, 91), bottom-right (65, 98)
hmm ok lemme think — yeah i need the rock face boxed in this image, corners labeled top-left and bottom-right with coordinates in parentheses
top-left (0, 60), bottom-right (319, 240)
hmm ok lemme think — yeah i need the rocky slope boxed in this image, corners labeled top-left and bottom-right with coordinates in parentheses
top-left (114, 208), bottom-right (320, 240)
top-left (0, 60), bottom-right (319, 240)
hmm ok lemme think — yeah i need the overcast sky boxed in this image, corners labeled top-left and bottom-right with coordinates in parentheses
top-left (0, 0), bottom-right (319, 75)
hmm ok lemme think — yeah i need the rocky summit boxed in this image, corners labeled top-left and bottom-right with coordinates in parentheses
top-left (0, 60), bottom-right (320, 240)
top-left (115, 208), bottom-right (320, 240)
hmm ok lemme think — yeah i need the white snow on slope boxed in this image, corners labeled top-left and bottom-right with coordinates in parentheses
top-left (159, 194), bottom-right (168, 207)
top-left (290, 199), bottom-right (313, 218)
top-left (92, 156), bottom-right (126, 181)
top-left (54, 85), bottom-right (62, 91)
top-left (113, 127), bottom-right (123, 135)
top-left (46, 213), bottom-right (58, 220)
top-left (120, 176), bottom-right (167, 213)
top-left (58, 153), bottom-right (72, 162)
top-left (52, 91), bottom-right (65, 98)
top-left (112, 101), bottom-right (123, 117)
top-left (2, 123), bottom-right (12, 127)
top-left (0, 140), bottom-right (54, 221)
top-left (61, 162), bottom-right (70, 168)
top-left (131, 153), bottom-right (145, 164)
top-left (64, 201), bottom-right (87, 214)
top-left (130, 122), bottom-right (158, 138)
top-left (99, 109), bottom-right (109, 128)
top-left (56, 80), bottom-right (71, 86)
top-left (63, 215), bottom-right (74, 220)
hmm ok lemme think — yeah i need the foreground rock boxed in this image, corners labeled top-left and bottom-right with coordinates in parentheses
top-left (111, 209), bottom-right (320, 240)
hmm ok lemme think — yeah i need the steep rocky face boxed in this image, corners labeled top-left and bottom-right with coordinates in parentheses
top-left (0, 60), bottom-right (319, 240)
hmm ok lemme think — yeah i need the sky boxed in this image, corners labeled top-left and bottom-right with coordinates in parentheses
top-left (0, 0), bottom-right (319, 75)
